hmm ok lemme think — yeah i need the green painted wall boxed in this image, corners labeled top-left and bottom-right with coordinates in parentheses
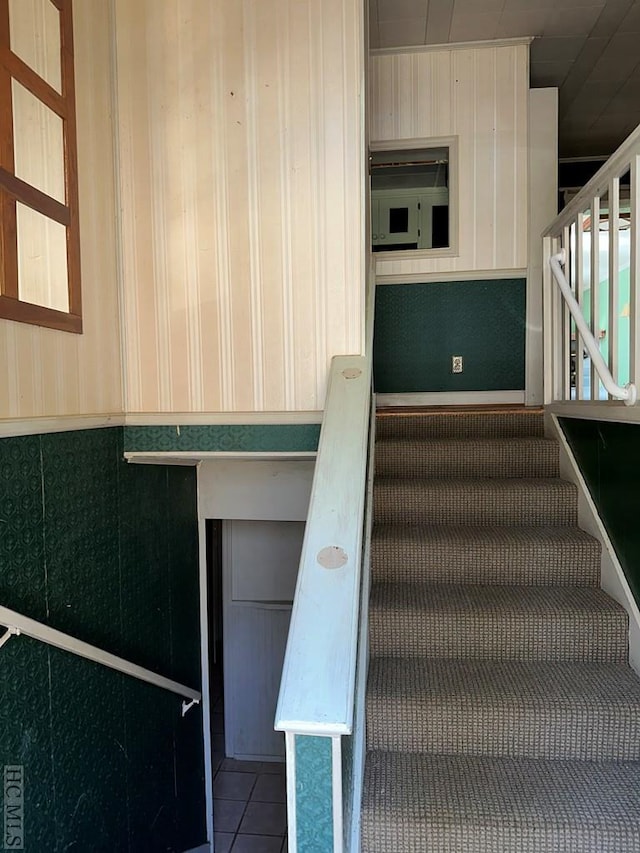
top-left (583, 266), bottom-right (631, 389)
top-left (0, 427), bottom-right (205, 852)
top-left (373, 279), bottom-right (526, 393)
top-left (561, 417), bottom-right (640, 603)
top-left (124, 424), bottom-right (320, 453)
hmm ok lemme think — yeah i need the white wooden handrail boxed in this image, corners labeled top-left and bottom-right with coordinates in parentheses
top-left (0, 605), bottom-right (201, 713)
top-left (274, 353), bottom-right (371, 736)
top-left (549, 250), bottom-right (637, 406)
top-left (544, 125), bottom-right (640, 238)
top-left (275, 259), bottom-right (375, 738)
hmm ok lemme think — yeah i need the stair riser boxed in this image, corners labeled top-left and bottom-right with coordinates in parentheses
top-left (361, 819), bottom-right (640, 853)
top-left (371, 543), bottom-right (600, 586)
top-left (375, 441), bottom-right (559, 479)
top-left (366, 704), bottom-right (640, 761)
top-left (376, 412), bottom-right (545, 441)
top-left (369, 612), bottom-right (629, 663)
top-left (374, 482), bottom-right (578, 526)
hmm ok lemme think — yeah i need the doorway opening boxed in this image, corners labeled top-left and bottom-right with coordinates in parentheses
top-left (207, 518), bottom-right (300, 851)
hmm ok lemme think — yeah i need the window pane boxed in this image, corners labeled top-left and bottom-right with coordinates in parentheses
top-left (371, 147), bottom-right (450, 251)
top-left (9, 0), bottom-right (62, 93)
top-left (12, 79), bottom-right (65, 203)
top-left (17, 202), bottom-right (68, 312)
top-left (389, 207), bottom-right (409, 233)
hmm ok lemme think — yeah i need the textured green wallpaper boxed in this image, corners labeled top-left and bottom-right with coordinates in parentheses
top-left (295, 735), bottom-right (334, 853)
top-left (124, 423), bottom-right (320, 453)
top-left (374, 279), bottom-right (526, 393)
top-left (561, 417), bottom-right (640, 604)
top-left (0, 427), bottom-right (205, 852)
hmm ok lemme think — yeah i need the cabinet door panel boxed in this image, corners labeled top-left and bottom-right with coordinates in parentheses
top-left (225, 604), bottom-right (290, 760)
top-left (230, 520), bottom-right (304, 602)
top-left (377, 197), bottom-right (419, 246)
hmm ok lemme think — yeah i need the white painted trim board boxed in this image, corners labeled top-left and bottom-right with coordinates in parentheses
top-left (125, 451), bottom-right (316, 466)
top-left (0, 413), bottom-right (124, 438)
top-left (375, 269), bottom-right (527, 285)
top-left (196, 511), bottom-right (215, 849)
top-left (285, 732), bottom-right (298, 853)
top-left (125, 411), bottom-right (323, 426)
top-left (547, 402), bottom-right (640, 426)
top-left (332, 736), bottom-right (344, 853)
top-left (0, 410), bottom-right (322, 441)
top-left (348, 397), bottom-right (376, 853)
top-left (371, 37), bottom-right (533, 57)
top-left (526, 88), bottom-right (558, 407)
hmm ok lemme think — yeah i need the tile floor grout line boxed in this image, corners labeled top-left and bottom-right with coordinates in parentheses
top-left (211, 675), bottom-right (287, 852)
top-left (213, 765), bottom-right (287, 851)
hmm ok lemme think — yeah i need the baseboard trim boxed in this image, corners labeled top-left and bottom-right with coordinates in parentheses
top-left (126, 451), bottom-right (316, 465)
top-left (549, 413), bottom-right (640, 674)
top-left (376, 391), bottom-right (525, 408)
top-left (0, 413), bottom-right (124, 439)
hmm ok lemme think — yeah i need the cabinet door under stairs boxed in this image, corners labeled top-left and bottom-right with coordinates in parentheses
top-left (223, 519), bottom-right (304, 761)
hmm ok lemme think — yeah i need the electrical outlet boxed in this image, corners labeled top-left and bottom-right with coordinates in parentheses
top-left (452, 355), bottom-right (463, 374)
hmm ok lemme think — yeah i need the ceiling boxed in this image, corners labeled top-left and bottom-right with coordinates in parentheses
top-left (369, 0), bottom-right (640, 159)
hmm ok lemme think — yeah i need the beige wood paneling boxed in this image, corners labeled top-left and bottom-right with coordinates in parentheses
top-left (0, 0), bottom-right (122, 419)
top-left (114, 0), bottom-right (365, 414)
top-left (370, 43), bottom-right (529, 278)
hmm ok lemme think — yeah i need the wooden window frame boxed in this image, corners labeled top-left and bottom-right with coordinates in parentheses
top-left (0, 0), bottom-right (81, 333)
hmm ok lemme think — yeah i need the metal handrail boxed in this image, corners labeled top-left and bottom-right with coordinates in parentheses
top-left (0, 605), bottom-right (201, 714)
top-left (549, 250), bottom-right (637, 406)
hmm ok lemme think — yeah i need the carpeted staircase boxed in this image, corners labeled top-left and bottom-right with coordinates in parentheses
top-left (361, 409), bottom-right (640, 852)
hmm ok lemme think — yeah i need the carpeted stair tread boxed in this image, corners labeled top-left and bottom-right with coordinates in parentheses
top-left (361, 751), bottom-right (640, 852)
top-left (367, 658), bottom-right (640, 760)
top-left (376, 411), bottom-right (545, 440)
top-left (374, 477), bottom-right (578, 526)
top-left (363, 410), bottom-right (640, 849)
top-left (371, 524), bottom-right (601, 585)
top-left (369, 583), bottom-right (628, 662)
top-left (375, 437), bottom-right (559, 479)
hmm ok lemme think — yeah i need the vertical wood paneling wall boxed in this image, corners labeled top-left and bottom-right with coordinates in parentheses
top-left (0, 0), bottom-right (122, 420)
top-left (114, 0), bottom-right (365, 414)
top-left (370, 43), bottom-right (529, 279)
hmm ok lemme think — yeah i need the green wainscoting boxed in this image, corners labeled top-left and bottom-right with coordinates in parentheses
top-left (0, 427), bottom-right (205, 852)
top-left (295, 735), bottom-right (334, 852)
top-left (124, 423), bottom-right (321, 453)
top-left (560, 417), bottom-right (640, 604)
top-left (374, 279), bottom-right (526, 393)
